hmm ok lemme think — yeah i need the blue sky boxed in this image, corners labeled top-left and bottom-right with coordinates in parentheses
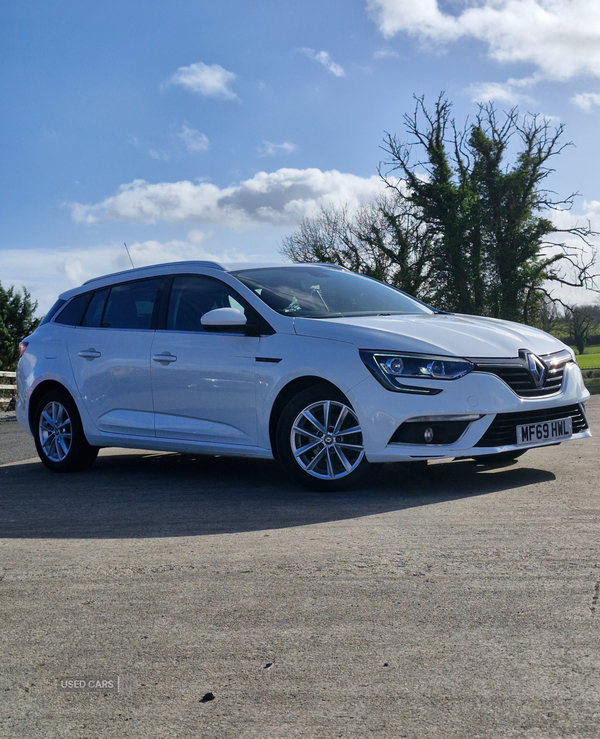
top-left (2, 0), bottom-right (600, 311)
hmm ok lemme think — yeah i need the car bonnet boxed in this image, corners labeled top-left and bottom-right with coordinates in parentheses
top-left (292, 313), bottom-right (567, 358)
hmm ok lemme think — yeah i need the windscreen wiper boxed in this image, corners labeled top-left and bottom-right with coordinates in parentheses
top-left (310, 285), bottom-right (329, 312)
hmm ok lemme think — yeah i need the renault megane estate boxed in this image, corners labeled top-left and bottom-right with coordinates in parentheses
top-left (17, 261), bottom-right (591, 490)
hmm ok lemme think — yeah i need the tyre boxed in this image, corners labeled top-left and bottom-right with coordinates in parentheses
top-left (33, 388), bottom-right (99, 472)
top-left (276, 384), bottom-right (370, 491)
top-left (476, 449), bottom-right (528, 465)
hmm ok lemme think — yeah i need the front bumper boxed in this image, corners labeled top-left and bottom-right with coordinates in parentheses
top-left (349, 362), bottom-right (591, 463)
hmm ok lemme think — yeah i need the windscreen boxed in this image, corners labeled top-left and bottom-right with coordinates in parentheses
top-left (231, 266), bottom-right (433, 318)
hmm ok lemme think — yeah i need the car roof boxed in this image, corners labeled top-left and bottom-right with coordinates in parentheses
top-left (57, 261), bottom-right (347, 301)
top-left (81, 260), bottom-right (226, 285)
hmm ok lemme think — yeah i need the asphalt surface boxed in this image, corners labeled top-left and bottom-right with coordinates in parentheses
top-left (1, 399), bottom-right (599, 738)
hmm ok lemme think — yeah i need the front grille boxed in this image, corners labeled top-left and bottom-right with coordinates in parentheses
top-left (470, 349), bottom-right (571, 398)
top-left (475, 404), bottom-right (588, 447)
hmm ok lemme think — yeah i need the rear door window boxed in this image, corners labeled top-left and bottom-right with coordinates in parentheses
top-left (101, 279), bottom-right (162, 330)
top-left (81, 289), bottom-right (109, 328)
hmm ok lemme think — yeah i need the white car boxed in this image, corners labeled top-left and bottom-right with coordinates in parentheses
top-left (17, 261), bottom-right (591, 490)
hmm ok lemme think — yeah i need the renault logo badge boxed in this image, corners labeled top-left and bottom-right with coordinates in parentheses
top-left (519, 349), bottom-right (546, 388)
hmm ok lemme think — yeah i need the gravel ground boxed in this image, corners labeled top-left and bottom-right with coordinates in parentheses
top-left (0, 397), bottom-right (598, 738)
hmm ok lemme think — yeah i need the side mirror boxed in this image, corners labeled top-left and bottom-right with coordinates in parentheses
top-left (201, 307), bottom-right (247, 329)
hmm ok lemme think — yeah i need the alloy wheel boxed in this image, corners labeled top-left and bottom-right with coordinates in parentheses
top-left (38, 401), bottom-right (73, 463)
top-left (290, 399), bottom-right (365, 480)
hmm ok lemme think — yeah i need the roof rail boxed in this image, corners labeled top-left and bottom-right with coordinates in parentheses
top-left (82, 260), bottom-right (225, 285)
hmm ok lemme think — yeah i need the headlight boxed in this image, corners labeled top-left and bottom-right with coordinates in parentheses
top-left (359, 350), bottom-right (474, 394)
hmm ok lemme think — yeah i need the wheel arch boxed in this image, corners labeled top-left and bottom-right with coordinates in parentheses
top-left (28, 380), bottom-right (75, 434)
top-left (268, 375), bottom-right (349, 459)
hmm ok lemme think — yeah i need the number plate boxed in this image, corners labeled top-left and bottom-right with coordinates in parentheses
top-left (516, 417), bottom-right (572, 445)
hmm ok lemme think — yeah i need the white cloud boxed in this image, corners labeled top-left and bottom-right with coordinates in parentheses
top-left (149, 148), bottom-right (170, 162)
top-left (300, 48), bottom-right (345, 77)
top-left (367, 0), bottom-right (463, 41)
top-left (572, 92), bottom-right (600, 110)
top-left (70, 168), bottom-right (385, 229)
top-left (168, 62), bottom-right (238, 100)
top-left (121, 235), bottom-right (251, 268)
top-left (367, 0), bottom-right (600, 81)
top-left (258, 140), bottom-right (298, 156)
top-left (467, 75), bottom-right (540, 105)
top-left (0, 235), bottom-right (255, 313)
top-left (178, 124), bottom-right (210, 153)
top-left (540, 203), bottom-right (600, 304)
top-left (373, 49), bottom-right (399, 59)
top-left (582, 199), bottom-right (600, 221)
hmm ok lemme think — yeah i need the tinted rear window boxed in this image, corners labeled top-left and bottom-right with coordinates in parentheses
top-left (54, 293), bottom-right (92, 326)
top-left (102, 279), bottom-right (161, 330)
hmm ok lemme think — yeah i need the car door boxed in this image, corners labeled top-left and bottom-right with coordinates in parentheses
top-left (66, 278), bottom-right (162, 437)
top-left (151, 274), bottom-right (259, 446)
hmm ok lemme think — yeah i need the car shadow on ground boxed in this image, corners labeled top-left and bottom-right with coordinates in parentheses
top-left (0, 451), bottom-right (555, 539)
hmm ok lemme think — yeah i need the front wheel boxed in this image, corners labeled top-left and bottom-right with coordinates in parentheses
top-left (33, 388), bottom-right (99, 472)
top-left (276, 385), bottom-right (370, 491)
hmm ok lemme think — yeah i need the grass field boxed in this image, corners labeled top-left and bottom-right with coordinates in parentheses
top-left (571, 344), bottom-right (600, 369)
top-left (570, 344), bottom-right (600, 393)
top-left (576, 353), bottom-right (600, 369)
top-left (561, 343), bottom-right (600, 392)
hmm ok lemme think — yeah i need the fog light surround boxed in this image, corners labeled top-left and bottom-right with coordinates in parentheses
top-left (390, 414), bottom-right (483, 446)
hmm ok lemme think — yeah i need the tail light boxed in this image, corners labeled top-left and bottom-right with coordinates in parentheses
top-left (19, 341), bottom-right (29, 359)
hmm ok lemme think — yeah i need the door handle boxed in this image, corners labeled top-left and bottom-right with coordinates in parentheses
top-left (152, 352), bottom-right (178, 364)
top-left (78, 349), bottom-right (101, 359)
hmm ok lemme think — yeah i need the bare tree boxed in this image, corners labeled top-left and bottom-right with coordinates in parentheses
top-left (538, 296), bottom-right (560, 335)
top-left (280, 193), bottom-right (438, 300)
top-left (564, 304), bottom-right (598, 355)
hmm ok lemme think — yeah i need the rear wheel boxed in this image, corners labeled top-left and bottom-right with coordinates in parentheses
top-left (33, 388), bottom-right (98, 472)
top-left (276, 384), bottom-right (370, 491)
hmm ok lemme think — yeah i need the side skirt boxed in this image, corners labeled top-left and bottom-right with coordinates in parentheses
top-left (83, 432), bottom-right (275, 460)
